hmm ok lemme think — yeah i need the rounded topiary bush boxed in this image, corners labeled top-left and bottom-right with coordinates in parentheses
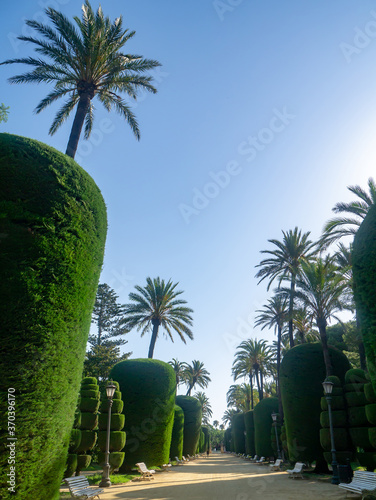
top-left (170, 405), bottom-right (184, 460)
top-left (0, 134), bottom-right (107, 500)
top-left (77, 455), bottom-right (91, 472)
top-left (110, 359), bottom-right (176, 471)
top-left (320, 428), bottom-right (349, 451)
top-left (64, 455), bottom-right (78, 479)
top-left (253, 397), bottom-right (278, 458)
top-left (232, 413), bottom-right (246, 454)
top-left (98, 413), bottom-right (125, 431)
top-left (76, 430), bottom-right (97, 454)
top-left (280, 343), bottom-right (350, 464)
top-left (97, 451), bottom-right (125, 472)
top-left (97, 431), bottom-right (126, 452)
top-left (366, 384), bottom-right (376, 404)
top-left (244, 410), bottom-right (255, 457)
top-left (366, 405), bottom-right (376, 425)
top-left (175, 396), bottom-right (202, 457)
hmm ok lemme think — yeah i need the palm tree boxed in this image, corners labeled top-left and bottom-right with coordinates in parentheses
top-left (1, 1), bottom-right (160, 158)
top-left (184, 360), bottom-right (211, 396)
top-left (194, 391), bottom-right (213, 425)
top-left (321, 178), bottom-right (376, 247)
top-left (222, 408), bottom-right (238, 426)
top-left (168, 358), bottom-right (187, 392)
top-left (232, 339), bottom-right (272, 402)
top-left (280, 256), bottom-right (351, 376)
top-left (226, 383), bottom-right (257, 412)
top-left (255, 295), bottom-right (288, 398)
top-left (123, 277), bottom-right (193, 359)
top-left (255, 227), bottom-right (316, 348)
top-left (213, 420), bottom-right (219, 429)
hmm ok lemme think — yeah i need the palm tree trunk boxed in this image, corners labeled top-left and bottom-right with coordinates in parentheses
top-left (255, 366), bottom-right (262, 401)
top-left (260, 371), bottom-right (264, 399)
top-left (66, 94), bottom-right (91, 159)
top-left (288, 277), bottom-right (295, 348)
top-left (186, 385), bottom-right (192, 396)
top-left (148, 320), bottom-right (160, 358)
top-left (318, 320), bottom-right (333, 377)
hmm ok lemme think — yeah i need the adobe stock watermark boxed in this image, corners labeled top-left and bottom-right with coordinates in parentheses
top-left (213, 0), bottom-right (247, 22)
top-left (178, 107), bottom-right (296, 224)
top-left (222, 301), bottom-right (263, 353)
top-left (340, 10), bottom-right (376, 63)
top-left (7, 0), bottom-right (71, 54)
top-left (108, 268), bottom-right (134, 295)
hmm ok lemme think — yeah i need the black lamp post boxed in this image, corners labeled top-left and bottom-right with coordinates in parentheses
top-left (271, 413), bottom-right (281, 459)
top-left (322, 379), bottom-right (340, 485)
top-left (99, 383), bottom-right (116, 488)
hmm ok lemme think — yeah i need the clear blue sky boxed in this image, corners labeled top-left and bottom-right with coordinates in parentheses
top-left (2, 0), bottom-right (376, 422)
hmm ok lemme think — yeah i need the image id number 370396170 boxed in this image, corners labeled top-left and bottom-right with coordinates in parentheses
top-left (7, 388), bottom-right (16, 493)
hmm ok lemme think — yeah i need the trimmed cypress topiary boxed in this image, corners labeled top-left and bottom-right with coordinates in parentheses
top-left (170, 405), bottom-right (184, 460)
top-left (0, 134), bottom-right (107, 500)
top-left (280, 343), bottom-right (350, 465)
top-left (111, 359), bottom-right (176, 470)
top-left (202, 426), bottom-right (210, 452)
top-left (224, 428), bottom-right (232, 452)
top-left (175, 395), bottom-right (202, 457)
top-left (253, 397), bottom-right (279, 458)
top-left (244, 410), bottom-right (255, 457)
top-left (232, 413), bottom-right (246, 454)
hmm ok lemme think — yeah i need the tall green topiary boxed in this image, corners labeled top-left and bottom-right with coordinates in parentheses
top-left (232, 413), bottom-right (246, 454)
top-left (202, 426), bottom-right (210, 452)
top-left (110, 359), bottom-right (176, 471)
top-left (224, 428), bottom-right (232, 452)
top-left (176, 395), bottom-right (202, 457)
top-left (0, 134), bottom-right (107, 500)
top-left (270, 413), bottom-right (282, 458)
top-left (197, 429), bottom-right (205, 453)
top-left (319, 375), bottom-right (354, 466)
top-left (170, 405), bottom-right (184, 460)
top-left (244, 410), bottom-right (255, 457)
top-left (280, 343), bottom-right (350, 465)
top-left (253, 398), bottom-right (278, 458)
top-left (353, 203), bottom-right (376, 390)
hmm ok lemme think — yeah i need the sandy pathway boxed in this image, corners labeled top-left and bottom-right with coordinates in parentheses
top-left (90, 452), bottom-right (349, 500)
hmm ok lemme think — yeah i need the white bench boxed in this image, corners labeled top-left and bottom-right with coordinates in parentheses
top-left (64, 475), bottom-right (103, 499)
top-left (338, 470), bottom-right (376, 496)
top-left (287, 462), bottom-right (304, 479)
top-left (248, 455), bottom-right (259, 462)
top-left (256, 456), bottom-right (266, 464)
top-left (270, 459), bottom-right (283, 471)
top-left (136, 462), bottom-right (155, 480)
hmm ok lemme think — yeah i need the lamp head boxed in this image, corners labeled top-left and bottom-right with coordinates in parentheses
top-left (322, 379), bottom-right (334, 395)
top-left (106, 383), bottom-right (116, 400)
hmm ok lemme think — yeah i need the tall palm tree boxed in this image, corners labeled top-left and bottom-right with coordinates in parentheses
top-left (194, 391), bottom-right (213, 425)
top-left (168, 358), bottom-right (187, 392)
top-left (226, 383), bottom-right (257, 412)
top-left (1, 1), bottom-right (160, 158)
top-left (255, 227), bottom-right (316, 348)
top-left (184, 360), bottom-right (211, 396)
top-left (232, 339), bottom-right (272, 402)
top-left (280, 256), bottom-right (351, 376)
top-left (222, 408), bottom-right (238, 426)
top-left (321, 178), bottom-right (376, 248)
top-left (255, 295), bottom-right (288, 399)
top-left (123, 277), bottom-right (193, 359)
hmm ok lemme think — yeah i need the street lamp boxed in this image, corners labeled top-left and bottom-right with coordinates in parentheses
top-left (271, 413), bottom-right (281, 459)
top-left (322, 379), bottom-right (339, 485)
top-left (99, 382), bottom-right (117, 488)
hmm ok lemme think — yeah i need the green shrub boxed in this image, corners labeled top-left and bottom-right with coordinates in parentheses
top-left (348, 406), bottom-right (369, 427)
top-left (176, 395), bottom-right (202, 457)
top-left (97, 452), bottom-right (125, 472)
top-left (319, 428), bottom-right (349, 451)
top-left (98, 413), bottom-right (125, 431)
top-left (0, 134), bottom-right (107, 500)
top-left (64, 455), bottom-right (77, 479)
top-left (369, 428), bottom-right (376, 448)
top-left (100, 399), bottom-right (124, 414)
top-left (345, 368), bottom-right (368, 384)
top-left (349, 427), bottom-right (373, 450)
top-left (345, 383), bottom-right (365, 393)
top-left (81, 390), bottom-right (100, 399)
top-left (253, 397), bottom-right (278, 458)
top-left (80, 384), bottom-right (99, 392)
top-left (80, 413), bottom-right (98, 431)
top-left (357, 452), bottom-right (376, 472)
top-left (224, 428), bottom-right (232, 452)
top-left (320, 410), bottom-right (347, 428)
top-left (82, 377), bottom-right (97, 385)
top-left (323, 451), bottom-right (353, 465)
top-left (68, 430), bottom-right (82, 453)
top-left (232, 413), bottom-right (246, 454)
top-left (244, 410), bottom-right (255, 457)
top-left (170, 405), bottom-right (184, 460)
top-left (76, 431), bottom-right (97, 454)
top-left (320, 396), bottom-right (346, 411)
top-left (76, 455), bottom-right (91, 473)
top-left (79, 397), bottom-right (100, 413)
top-left (202, 426), bottom-right (211, 452)
top-left (73, 411), bottom-right (81, 429)
top-left (280, 342), bottom-right (350, 464)
top-left (98, 431), bottom-right (126, 452)
top-left (366, 404), bottom-right (376, 425)
top-left (345, 392), bottom-right (367, 407)
top-left (366, 384), bottom-right (376, 403)
top-left (110, 359), bottom-right (176, 471)
top-left (197, 429), bottom-right (205, 453)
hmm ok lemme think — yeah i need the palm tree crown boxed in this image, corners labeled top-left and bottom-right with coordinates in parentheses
top-left (255, 227), bottom-right (316, 347)
top-left (193, 391), bottom-right (213, 425)
top-left (123, 277), bottom-right (193, 359)
top-left (184, 360), bottom-right (211, 396)
top-left (1, 1), bottom-right (160, 158)
top-left (321, 178), bottom-right (376, 247)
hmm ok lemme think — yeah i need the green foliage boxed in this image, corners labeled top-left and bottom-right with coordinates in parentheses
top-left (345, 392), bottom-right (367, 407)
top-left (357, 452), bottom-right (376, 472)
top-left (202, 426), bottom-right (211, 451)
top-left (353, 204), bottom-right (376, 392)
top-left (323, 451), bottom-right (353, 465)
top-left (327, 323), bottom-right (348, 351)
top-left (345, 368), bottom-right (368, 384)
top-left (321, 396), bottom-right (346, 411)
top-left (320, 410), bottom-right (347, 428)
top-left (348, 406), bottom-right (369, 427)
top-left (110, 359), bottom-right (176, 470)
top-left (77, 455), bottom-right (91, 471)
top-left (84, 344), bottom-right (131, 381)
top-left (176, 395), bottom-right (202, 457)
top-left (232, 413), bottom-right (246, 454)
top-left (280, 342), bottom-right (350, 463)
top-left (244, 410), bottom-right (255, 457)
top-left (366, 384), bottom-right (376, 403)
top-left (98, 413), bottom-right (125, 431)
top-left (81, 390), bottom-right (100, 399)
top-left (97, 431), bottom-right (126, 452)
top-left (97, 452), bottom-right (125, 472)
top-left (350, 427), bottom-right (373, 450)
top-left (0, 134), bottom-right (107, 500)
top-left (224, 428), bottom-right (232, 452)
top-left (170, 405), bottom-right (184, 460)
top-left (82, 377), bottom-right (98, 385)
top-left (0, 103), bottom-right (10, 123)
top-left (100, 399), bottom-right (123, 414)
top-left (76, 431), bottom-right (97, 454)
top-left (68, 430), bottom-right (82, 453)
top-left (80, 413), bottom-right (98, 430)
top-left (366, 404), bottom-right (376, 425)
top-left (253, 397), bottom-right (279, 458)
top-left (64, 455), bottom-right (77, 479)
top-left (320, 428), bottom-right (349, 451)
top-left (369, 428), bottom-right (376, 448)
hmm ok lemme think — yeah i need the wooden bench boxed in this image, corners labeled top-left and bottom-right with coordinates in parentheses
top-left (338, 470), bottom-right (376, 496)
top-left (136, 462), bottom-right (155, 480)
top-left (64, 475), bottom-right (103, 499)
top-left (287, 462), bottom-right (305, 479)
